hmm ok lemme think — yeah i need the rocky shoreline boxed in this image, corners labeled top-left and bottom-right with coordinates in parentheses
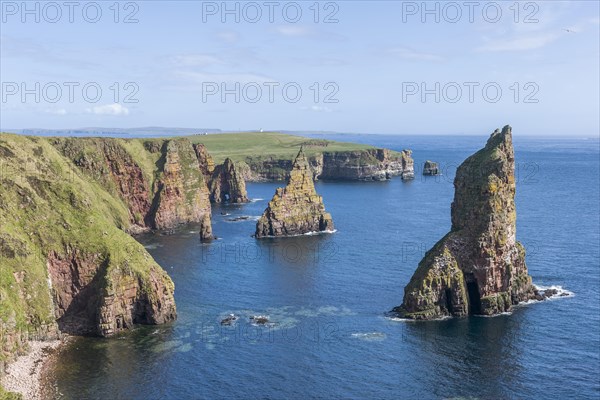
top-left (1, 339), bottom-right (66, 400)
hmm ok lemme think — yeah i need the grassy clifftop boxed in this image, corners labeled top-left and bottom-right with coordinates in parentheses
top-left (187, 131), bottom-right (376, 163)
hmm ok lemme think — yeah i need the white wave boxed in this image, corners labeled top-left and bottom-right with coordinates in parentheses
top-left (303, 229), bottom-right (337, 236)
top-left (351, 332), bottom-right (387, 341)
top-left (533, 284), bottom-right (574, 299)
top-left (257, 229), bottom-right (337, 239)
top-left (474, 311), bottom-right (513, 318)
top-left (534, 284), bottom-right (574, 296)
top-left (384, 315), bottom-right (451, 322)
top-left (513, 284), bottom-right (574, 309)
top-left (250, 198), bottom-right (264, 202)
top-left (143, 243), bottom-right (163, 249)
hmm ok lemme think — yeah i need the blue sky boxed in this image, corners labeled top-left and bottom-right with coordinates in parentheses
top-left (1, 1), bottom-right (599, 136)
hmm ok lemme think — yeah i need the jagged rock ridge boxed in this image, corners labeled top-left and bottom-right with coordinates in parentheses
top-left (255, 148), bottom-right (334, 238)
top-left (394, 126), bottom-right (536, 319)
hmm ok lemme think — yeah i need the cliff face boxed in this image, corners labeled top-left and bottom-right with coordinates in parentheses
top-left (320, 149), bottom-right (414, 181)
top-left (241, 148), bottom-right (414, 182)
top-left (53, 137), bottom-right (213, 233)
top-left (394, 126), bottom-right (535, 320)
top-left (208, 158), bottom-right (249, 203)
top-left (255, 148), bottom-right (334, 238)
top-left (151, 139), bottom-right (212, 231)
top-left (193, 143), bottom-right (215, 180)
top-left (0, 133), bottom-right (224, 371)
top-left (47, 242), bottom-right (176, 337)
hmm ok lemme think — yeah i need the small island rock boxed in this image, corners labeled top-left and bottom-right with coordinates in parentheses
top-left (423, 160), bottom-right (440, 176)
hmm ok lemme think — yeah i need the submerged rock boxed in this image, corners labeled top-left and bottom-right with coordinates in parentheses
top-left (220, 314), bottom-right (238, 325)
top-left (255, 148), bottom-right (334, 238)
top-left (423, 160), bottom-right (440, 176)
top-left (208, 158), bottom-right (249, 203)
top-left (393, 126), bottom-right (535, 320)
top-left (250, 315), bottom-right (269, 325)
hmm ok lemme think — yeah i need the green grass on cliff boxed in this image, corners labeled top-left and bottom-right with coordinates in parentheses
top-left (0, 385), bottom-right (22, 400)
top-left (0, 133), bottom-right (171, 363)
top-left (187, 132), bottom-right (376, 163)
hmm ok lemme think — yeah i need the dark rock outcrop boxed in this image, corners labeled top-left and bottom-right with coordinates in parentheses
top-left (208, 158), bottom-right (249, 203)
top-left (255, 148), bottom-right (334, 238)
top-left (393, 126), bottom-right (535, 319)
top-left (423, 160), bottom-right (440, 176)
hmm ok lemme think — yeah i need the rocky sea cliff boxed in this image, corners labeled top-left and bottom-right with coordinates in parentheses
top-left (0, 131), bottom-right (411, 395)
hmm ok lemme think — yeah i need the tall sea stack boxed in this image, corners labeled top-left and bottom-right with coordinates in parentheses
top-left (255, 148), bottom-right (334, 238)
top-left (208, 158), bottom-right (249, 203)
top-left (394, 126), bottom-right (535, 319)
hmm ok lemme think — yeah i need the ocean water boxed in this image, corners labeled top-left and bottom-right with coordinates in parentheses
top-left (47, 134), bottom-right (600, 399)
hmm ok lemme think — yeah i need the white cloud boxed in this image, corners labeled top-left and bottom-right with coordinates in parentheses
top-left (388, 47), bottom-right (444, 62)
top-left (173, 71), bottom-right (275, 85)
top-left (476, 33), bottom-right (560, 52)
top-left (216, 31), bottom-right (240, 43)
top-left (275, 26), bottom-right (314, 37)
top-left (172, 54), bottom-right (225, 67)
top-left (45, 108), bottom-right (67, 115)
top-left (302, 105), bottom-right (333, 113)
top-left (86, 103), bottom-right (130, 116)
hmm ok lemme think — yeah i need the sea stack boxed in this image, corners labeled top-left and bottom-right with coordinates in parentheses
top-left (423, 160), bottom-right (440, 176)
top-left (394, 126), bottom-right (536, 319)
top-left (255, 148), bottom-right (334, 238)
top-left (209, 158), bottom-right (249, 203)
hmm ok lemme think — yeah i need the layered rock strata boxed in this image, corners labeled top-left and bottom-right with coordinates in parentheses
top-left (255, 148), bottom-right (334, 238)
top-left (241, 148), bottom-right (415, 182)
top-left (393, 126), bottom-right (536, 319)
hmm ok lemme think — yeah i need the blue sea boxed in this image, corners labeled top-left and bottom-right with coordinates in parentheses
top-left (48, 134), bottom-right (600, 399)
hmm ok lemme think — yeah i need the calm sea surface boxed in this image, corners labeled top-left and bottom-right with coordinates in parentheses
top-left (48, 134), bottom-right (600, 399)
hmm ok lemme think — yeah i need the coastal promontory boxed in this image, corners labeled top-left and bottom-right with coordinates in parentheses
top-left (255, 148), bottom-right (334, 238)
top-left (393, 126), bottom-right (536, 319)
